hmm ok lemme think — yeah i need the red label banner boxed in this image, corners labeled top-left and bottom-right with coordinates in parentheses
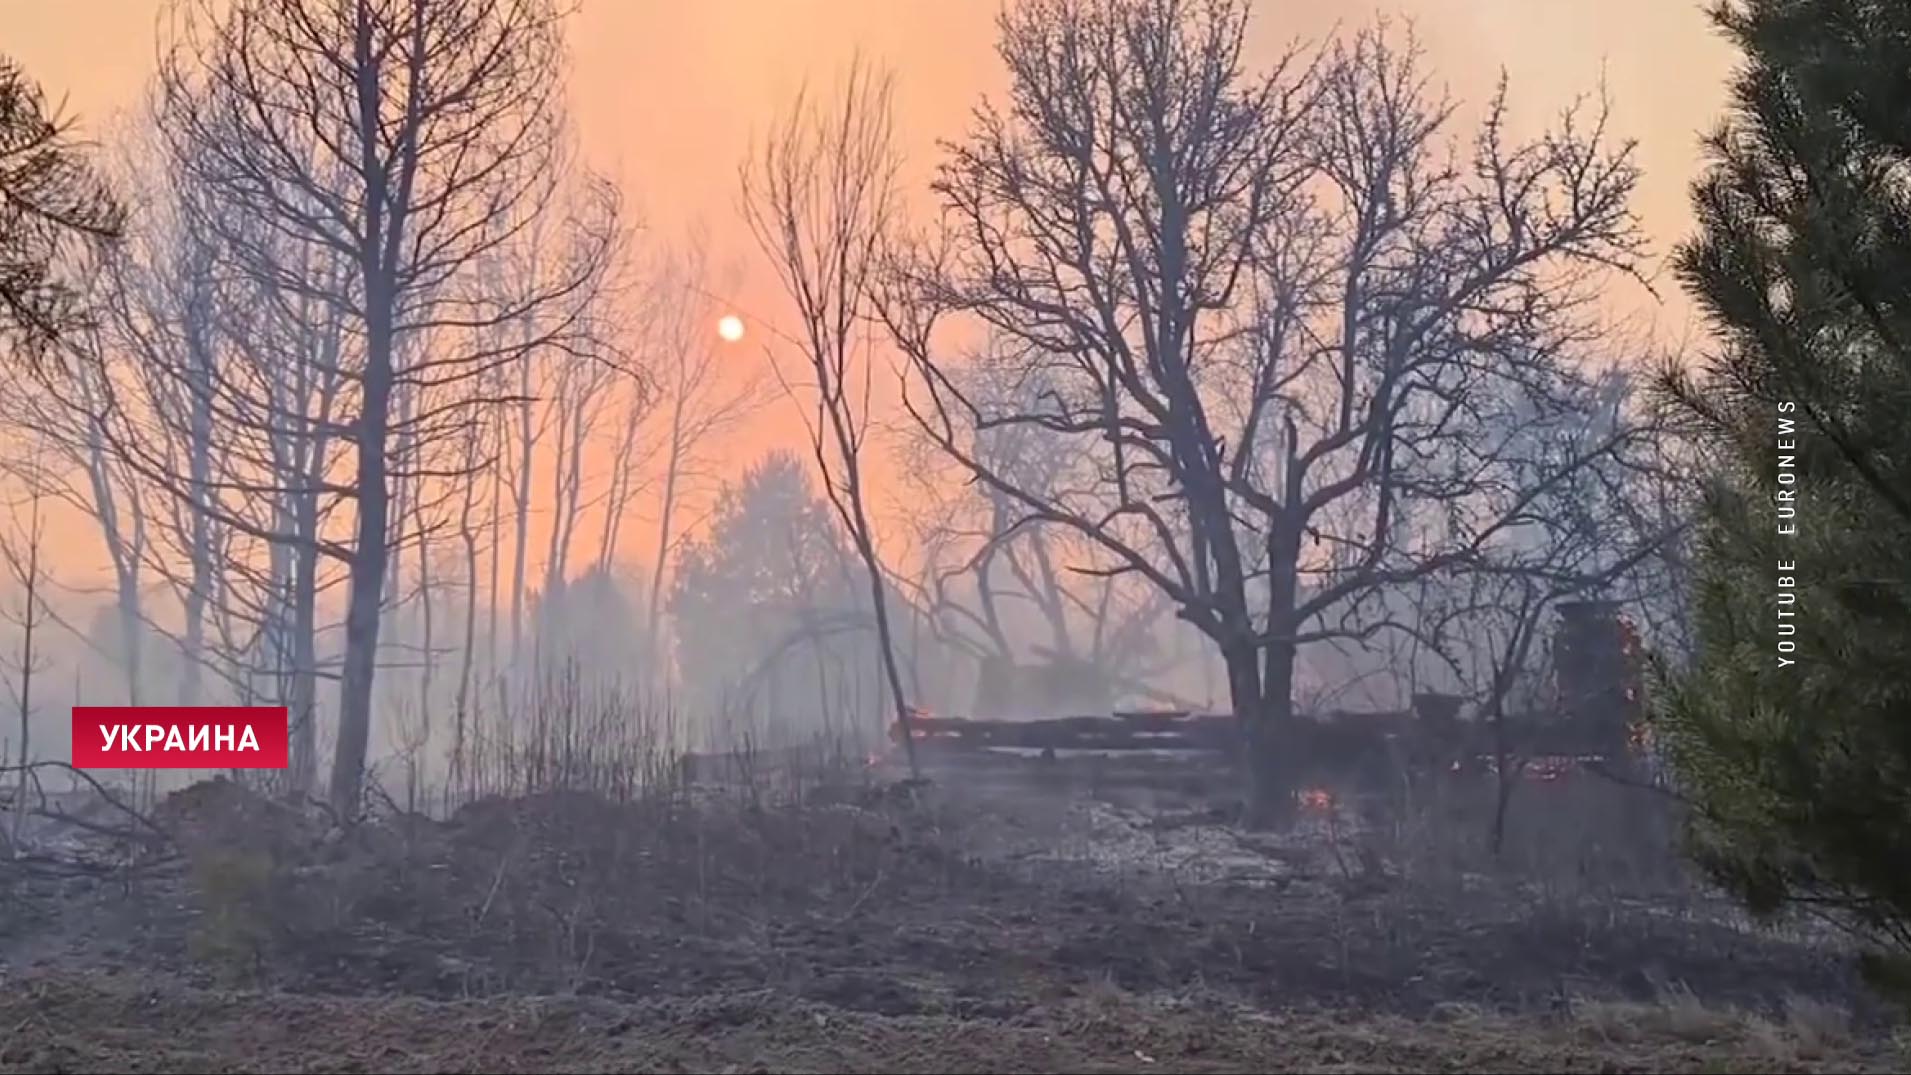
top-left (70, 707), bottom-right (290, 770)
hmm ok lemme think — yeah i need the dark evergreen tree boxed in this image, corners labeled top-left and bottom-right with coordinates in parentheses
top-left (0, 57), bottom-right (121, 359)
top-left (670, 452), bottom-right (916, 744)
top-left (1656, 0), bottom-right (1911, 979)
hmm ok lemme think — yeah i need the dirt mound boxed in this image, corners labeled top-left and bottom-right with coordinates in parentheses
top-left (154, 776), bottom-right (320, 856)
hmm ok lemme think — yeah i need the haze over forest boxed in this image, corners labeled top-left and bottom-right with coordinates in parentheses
top-left (0, 0), bottom-right (1732, 811)
top-left (5, 0), bottom-right (1728, 563)
top-left (8, 2), bottom-right (1911, 1069)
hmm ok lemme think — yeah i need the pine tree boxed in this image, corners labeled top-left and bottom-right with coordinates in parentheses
top-left (1656, 0), bottom-right (1911, 980)
top-left (0, 56), bottom-right (122, 358)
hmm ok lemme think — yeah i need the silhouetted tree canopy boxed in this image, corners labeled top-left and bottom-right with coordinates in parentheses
top-left (670, 451), bottom-right (913, 740)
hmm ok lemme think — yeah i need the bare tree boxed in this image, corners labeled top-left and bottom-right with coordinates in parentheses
top-left (899, 357), bottom-right (1182, 712)
top-left (502, 311), bottom-right (547, 674)
top-left (0, 463), bottom-right (52, 852)
top-left (462, 167), bottom-right (626, 684)
top-left (1432, 368), bottom-right (1677, 852)
top-left (540, 317), bottom-right (621, 605)
top-left (886, 5), bottom-right (1648, 818)
top-left (619, 242), bottom-right (768, 673)
top-left (46, 98), bottom-right (357, 796)
top-left (449, 376), bottom-right (494, 787)
top-left (159, 0), bottom-right (612, 815)
top-left (742, 58), bottom-right (920, 772)
top-left (98, 133), bottom-right (234, 713)
top-left (0, 317), bottom-right (150, 708)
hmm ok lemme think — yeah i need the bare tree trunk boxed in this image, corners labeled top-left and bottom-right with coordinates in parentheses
top-left (413, 461), bottom-right (434, 751)
top-left (1491, 708), bottom-right (1516, 857)
top-left (0, 475), bottom-right (51, 854)
top-left (261, 504), bottom-right (293, 711)
top-left (838, 458), bottom-right (914, 759)
top-left (543, 378), bottom-right (578, 599)
top-left (116, 570), bottom-right (141, 706)
top-left (70, 383), bottom-right (148, 707)
top-left (1249, 513), bottom-right (1307, 823)
top-left (487, 409), bottom-right (504, 685)
top-left (180, 330), bottom-right (214, 706)
top-left (1221, 642), bottom-right (1273, 816)
top-left (102, 492), bottom-right (143, 707)
top-left (286, 362), bottom-right (335, 801)
top-left (742, 59), bottom-right (920, 776)
top-left (385, 377), bottom-right (416, 616)
top-left (510, 370), bottom-right (534, 671)
top-left (288, 528), bottom-right (319, 798)
top-left (331, 302), bottom-right (395, 818)
top-left (454, 422), bottom-right (483, 794)
top-left (597, 361), bottom-right (648, 572)
top-left (9, 507), bottom-right (41, 852)
top-left (645, 393), bottom-right (685, 668)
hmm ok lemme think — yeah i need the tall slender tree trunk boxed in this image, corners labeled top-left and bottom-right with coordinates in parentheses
top-left (646, 397), bottom-right (687, 678)
top-left (454, 477), bottom-right (480, 795)
top-left (80, 406), bottom-right (145, 708)
top-left (543, 391), bottom-right (575, 600)
top-left (510, 376), bottom-right (534, 671)
top-left (181, 343), bottom-right (214, 707)
top-left (116, 573), bottom-right (141, 706)
top-left (413, 477), bottom-right (434, 747)
top-left (597, 373), bottom-right (644, 572)
top-left (331, 295), bottom-right (395, 818)
top-left (289, 529), bottom-right (319, 798)
top-left (837, 462), bottom-right (916, 776)
top-left (10, 502), bottom-right (40, 853)
top-left (286, 392), bottom-right (332, 800)
top-left (486, 416), bottom-right (503, 684)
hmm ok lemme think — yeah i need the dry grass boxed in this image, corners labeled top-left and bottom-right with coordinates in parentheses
top-left (1560, 988), bottom-right (1888, 1072)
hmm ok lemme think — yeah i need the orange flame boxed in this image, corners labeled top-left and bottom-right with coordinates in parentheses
top-left (1299, 788), bottom-right (1333, 812)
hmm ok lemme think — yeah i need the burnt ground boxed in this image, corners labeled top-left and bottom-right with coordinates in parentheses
top-left (0, 763), bottom-right (1903, 1073)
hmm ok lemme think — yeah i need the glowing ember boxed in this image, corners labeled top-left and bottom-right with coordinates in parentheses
top-left (1299, 788), bottom-right (1333, 812)
top-left (1627, 721), bottom-right (1652, 751)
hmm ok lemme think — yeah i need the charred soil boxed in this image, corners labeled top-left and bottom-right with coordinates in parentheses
top-left (0, 772), bottom-right (1900, 1073)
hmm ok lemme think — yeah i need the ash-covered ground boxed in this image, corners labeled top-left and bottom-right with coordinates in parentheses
top-left (0, 759), bottom-right (1901, 1073)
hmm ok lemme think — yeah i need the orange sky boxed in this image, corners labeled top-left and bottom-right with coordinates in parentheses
top-left (0, 0), bottom-right (1737, 588)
